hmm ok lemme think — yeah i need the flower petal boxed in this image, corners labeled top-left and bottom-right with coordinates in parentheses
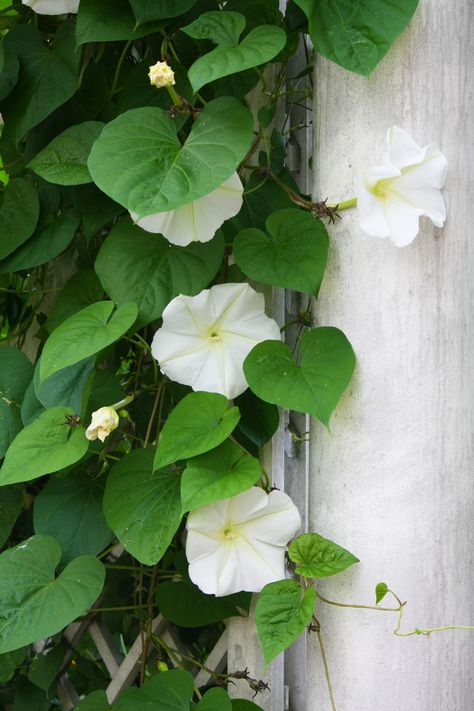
top-left (383, 195), bottom-right (422, 247)
top-left (22, 0), bottom-right (79, 13)
top-left (237, 489), bottom-right (301, 545)
top-left (130, 173), bottom-right (243, 246)
top-left (395, 143), bottom-right (448, 191)
top-left (383, 126), bottom-right (425, 169)
top-left (356, 179), bottom-right (391, 239)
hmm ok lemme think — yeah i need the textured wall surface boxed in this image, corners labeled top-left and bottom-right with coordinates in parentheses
top-left (308, 1), bottom-right (474, 709)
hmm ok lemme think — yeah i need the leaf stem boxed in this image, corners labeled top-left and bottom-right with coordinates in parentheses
top-left (109, 39), bottom-right (133, 98)
top-left (315, 589), bottom-right (403, 613)
top-left (313, 617), bottom-right (337, 711)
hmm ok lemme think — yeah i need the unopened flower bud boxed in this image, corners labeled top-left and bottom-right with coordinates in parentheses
top-left (148, 61), bottom-right (175, 89)
top-left (85, 407), bottom-right (119, 443)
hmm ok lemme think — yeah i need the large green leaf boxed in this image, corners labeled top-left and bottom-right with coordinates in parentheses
top-left (0, 179), bottom-right (39, 260)
top-left (29, 122), bottom-right (104, 186)
top-left (234, 208), bottom-right (329, 295)
top-left (1, 23), bottom-right (79, 141)
top-left (34, 470), bottom-right (113, 564)
top-left (76, 0), bottom-right (164, 44)
top-left (288, 532), bottom-right (359, 578)
top-left (156, 579), bottom-right (249, 628)
top-left (45, 270), bottom-right (104, 334)
top-left (27, 644), bottom-right (66, 692)
top-left (244, 327), bottom-right (356, 426)
top-left (73, 185), bottom-right (123, 243)
top-left (183, 12), bottom-right (286, 92)
top-left (0, 486), bottom-right (23, 547)
top-left (232, 702), bottom-right (264, 711)
top-left (113, 669), bottom-right (194, 711)
top-left (88, 97), bottom-right (253, 215)
top-left (0, 347), bottom-right (33, 457)
top-left (181, 439), bottom-right (262, 513)
top-left (0, 210), bottom-right (80, 272)
top-left (154, 391), bottom-right (240, 470)
top-left (76, 691), bottom-right (111, 711)
top-left (95, 220), bottom-right (224, 328)
top-left (0, 535), bottom-right (105, 654)
top-left (129, 0), bottom-right (198, 23)
top-left (294, 0), bottom-right (419, 76)
top-left (196, 688), bottom-right (232, 711)
top-left (255, 579), bottom-right (316, 666)
top-left (104, 449), bottom-right (181, 565)
top-left (40, 301), bottom-right (138, 383)
top-left (0, 406), bottom-right (89, 486)
top-left (234, 390), bottom-right (279, 448)
top-left (0, 41), bottom-right (19, 102)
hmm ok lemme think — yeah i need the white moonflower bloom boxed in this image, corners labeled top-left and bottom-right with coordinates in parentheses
top-left (85, 407), bottom-right (119, 443)
top-left (151, 283), bottom-right (281, 400)
top-left (22, 0), bottom-right (79, 14)
top-left (186, 487), bottom-right (301, 596)
top-left (356, 126), bottom-right (448, 247)
top-left (129, 173), bottom-right (244, 247)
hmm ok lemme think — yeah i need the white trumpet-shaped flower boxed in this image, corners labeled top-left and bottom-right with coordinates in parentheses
top-left (186, 487), bottom-right (301, 596)
top-left (356, 126), bottom-right (448, 247)
top-left (22, 0), bottom-right (79, 14)
top-left (129, 173), bottom-right (244, 247)
top-left (85, 407), bottom-right (119, 443)
top-left (151, 283), bottom-right (281, 400)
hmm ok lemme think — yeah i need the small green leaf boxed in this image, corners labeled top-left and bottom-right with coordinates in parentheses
top-left (40, 301), bottom-right (138, 383)
top-left (294, 0), bottom-right (419, 76)
top-left (234, 390), bottom-right (279, 448)
top-left (156, 580), bottom-right (249, 628)
top-left (0, 210), bottom-right (80, 273)
top-left (244, 327), bottom-right (356, 426)
top-left (34, 470), bottom-right (113, 564)
top-left (88, 97), bottom-right (253, 215)
top-left (0, 486), bottom-right (23, 547)
top-left (1, 23), bottom-right (79, 141)
top-left (0, 179), bottom-right (39, 260)
top-left (0, 535), bottom-right (105, 654)
top-left (95, 220), bottom-right (224, 328)
top-left (29, 122), bottom-right (104, 186)
top-left (375, 582), bottom-right (389, 605)
top-left (288, 533), bottom-right (359, 578)
top-left (28, 644), bottom-right (66, 692)
top-left (234, 208), bottom-right (329, 295)
top-left (76, 691), bottom-right (110, 711)
top-left (184, 12), bottom-right (286, 92)
top-left (0, 406), bottom-right (89, 486)
top-left (232, 701), bottom-right (264, 711)
top-left (129, 0), bottom-right (198, 23)
top-left (154, 391), bottom-right (240, 470)
top-left (104, 449), bottom-right (181, 565)
top-left (255, 579), bottom-right (316, 666)
top-left (34, 357), bottom-right (95, 414)
top-left (113, 669), bottom-right (194, 711)
top-left (76, 0), bottom-right (164, 44)
top-left (0, 347), bottom-right (34, 457)
top-left (196, 688), bottom-right (232, 711)
top-left (181, 439), bottom-right (262, 513)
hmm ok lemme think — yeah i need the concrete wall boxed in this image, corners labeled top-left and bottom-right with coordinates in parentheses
top-left (308, 1), bottom-right (474, 709)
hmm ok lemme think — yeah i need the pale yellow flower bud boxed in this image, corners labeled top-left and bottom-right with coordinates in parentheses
top-left (85, 407), bottom-right (119, 443)
top-left (148, 61), bottom-right (175, 89)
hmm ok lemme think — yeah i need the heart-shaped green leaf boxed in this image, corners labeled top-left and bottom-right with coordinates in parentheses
top-left (113, 670), bottom-right (194, 711)
top-left (255, 579), bottom-right (316, 666)
top-left (0, 406), bottom-right (89, 486)
top-left (0, 486), bottom-right (23, 548)
top-left (0, 179), bottom-right (39, 260)
top-left (0, 348), bottom-right (33, 458)
top-left (104, 449), bottom-right (182, 565)
top-left (288, 533), bottom-right (359, 578)
top-left (234, 208), bottom-right (329, 294)
top-left (154, 392), bottom-right (241, 470)
top-left (0, 535), bottom-right (105, 654)
top-left (196, 688), bottom-right (232, 711)
top-left (244, 327), bottom-right (356, 426)
top-left (95, 220), bottom-right (224, 328)
top-left (294, 0), bottom-right (419, 76)
top-left (45, 270), bottom-right (104, 334)
top-left (181, 439), bottom-right (262, 513)
top-left (40, 301), bottom-right (138, 383)
top-left (183, 12), bottom-right (286, 92)
top-left (29, 122), bottom-right (104, 186)
top-left (76, 0), bottom-right (164, 44)
top-left (34, 470), bottom-right (113, 564)
top-left (88, 97), bottom-right (253, 215)
top-left (155, 580), bottom-right (249, 628)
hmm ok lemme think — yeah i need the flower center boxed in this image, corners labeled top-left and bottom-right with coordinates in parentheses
top-left (207, 327), bottom-right (221, 342)
top-left (222, 525), bottom-right (238, 541)
top-left (370, 177), bottom-right (394, 200)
